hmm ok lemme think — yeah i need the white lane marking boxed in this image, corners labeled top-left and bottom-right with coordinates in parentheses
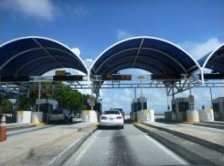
top-left (73, 130), bottom-right (101, 165)
top-left (144, 135), bottom-right (189, 165)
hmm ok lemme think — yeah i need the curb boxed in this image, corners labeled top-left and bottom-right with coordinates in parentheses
top-left (47, 127), bottom-right (97, 166)
top-left (134, 124), bottom-right (219, 166)
top-left (142, 122), bottom-right (224, 154)
top-left (6, 124), bottom-right (36, 131)
top-left (193, 123), bottom-right (224, 130)
top-left (7, 125), bottom-right (55, 137)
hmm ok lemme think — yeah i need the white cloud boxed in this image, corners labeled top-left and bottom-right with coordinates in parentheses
top-left (71, 48), bottom-right (81, 57)
top-left (74, 6), bottom-right (89, 17)
top-left (180, 38), bottom-right (222, 60)
top-left (70, 47), bottom-right (94, 71)
top-left (116, 29), bottom-right (133, 41)
top-left (71, 48), bottom-right (93, 70)
top-left (2, 0), bottom-right (57, 21)
top-left (101, 89), bottom-right (133, 112)
top-left (64, 4), bottom-right (90, 21)
top-left (84, 59), bottom-right (94, 70)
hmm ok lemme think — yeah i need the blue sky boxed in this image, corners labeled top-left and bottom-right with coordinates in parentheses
top-left (0, 0), bottom-right (224, 113)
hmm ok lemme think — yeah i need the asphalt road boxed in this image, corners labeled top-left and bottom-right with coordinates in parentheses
top-left (63, 124), bottom-right (189, 166)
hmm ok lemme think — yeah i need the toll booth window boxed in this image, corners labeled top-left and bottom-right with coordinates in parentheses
top-left (143, 103), bottom-right (147, 109)
top-left (39, 103), bottom-right (53, 113)
top-left (213, 103), bottom-right (219, 112)
top-left (178, 102), bottom-right (189, 112)
top-left (172, 104), bottom-right (176, 112)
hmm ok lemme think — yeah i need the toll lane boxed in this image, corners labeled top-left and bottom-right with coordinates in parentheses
top-left (63, 124), bottom-right (188, 166)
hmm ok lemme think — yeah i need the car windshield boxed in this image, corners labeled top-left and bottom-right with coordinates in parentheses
top-left (104, 111), bottom-right (120, 115)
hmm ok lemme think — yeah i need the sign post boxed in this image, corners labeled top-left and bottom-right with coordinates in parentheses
top-left (137, 75), bottom-right (145, 111)
top-left (87, 96), bottom-right (96, 110)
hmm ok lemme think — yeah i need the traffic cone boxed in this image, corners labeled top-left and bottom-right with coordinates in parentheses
top-left (0, 115), bottom-right (7, 142)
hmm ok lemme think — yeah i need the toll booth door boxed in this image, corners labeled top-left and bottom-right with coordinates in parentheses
top-left (179, 102), bottom-right (189, 121)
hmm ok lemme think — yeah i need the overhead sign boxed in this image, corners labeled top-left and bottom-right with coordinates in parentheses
top-left (151, 74), bottom-right (181, 80)
top-left (30, 76), bottom-right (53, 82)
top-left (55, 70), bottom-right (66, 76)
top-left (0, 76), bottom-right (29, 82)
top-left (53, 75), bottom-right (83, 81)
top-left (102, 74), bottom-right (132, 81)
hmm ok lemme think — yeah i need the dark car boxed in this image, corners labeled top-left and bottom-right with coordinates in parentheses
top-left (48, 109), bottom-right (73, 123)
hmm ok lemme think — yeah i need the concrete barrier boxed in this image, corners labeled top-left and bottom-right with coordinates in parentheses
top-left (187, 110), bottom-right (199, 123)
top-left (199, 109), bottom-right (214, 122)
top-left (32, 112), bottom-right (43, 124)
top-left (17, 111), bottom-right (32, 123)
top-left (137, 109), bottom-right (154, 123)
top-left (82, 110), bottom-right (98, 123)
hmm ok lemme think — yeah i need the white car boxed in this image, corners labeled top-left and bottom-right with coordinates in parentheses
top-left (99, 110), bottom-right (124, 129)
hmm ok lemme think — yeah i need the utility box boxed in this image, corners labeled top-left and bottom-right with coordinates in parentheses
top-left (172, 98), bottom-right (190, 122)
top-left (212, 97), bottom-right (224, 121)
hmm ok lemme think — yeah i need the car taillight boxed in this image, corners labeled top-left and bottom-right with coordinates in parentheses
top-left (116, 116), bottom-right (123, 119)
top-left (101, 116), bottom-right (107, 120)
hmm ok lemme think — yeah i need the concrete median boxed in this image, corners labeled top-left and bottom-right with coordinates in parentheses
top-left (135, 123), bottom-right (224, 166)
top-left (0, 123), bottom-right (97, 166)
top-left (47, 126), bottom-right (97, 166)
top-left (142, 122), bottom-right (224, 154)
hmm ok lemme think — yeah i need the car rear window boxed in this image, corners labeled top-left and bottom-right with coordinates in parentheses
top-left (104, 111), bottom-right (120, 115)
top-left (52, 109), bottom-right (63, 114)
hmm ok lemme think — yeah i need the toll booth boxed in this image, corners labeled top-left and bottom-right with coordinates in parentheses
top-left (212, 97), bottom-right (224, 121)
top-left (137, 97), bottom-right (147, 110)
top-left (131, 98), bottom-right (138, 121)
top-left (36, 99), bottom-right (58, 122)
top-left (131, 97), bottom-right (147, 121)
top-left (172, 98), bottom-right (190, 122)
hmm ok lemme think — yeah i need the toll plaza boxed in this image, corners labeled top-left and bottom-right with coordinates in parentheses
top-left (0, 36), bottom-right (224, 165)
top-left (0, 36), bottom-right (224, 141)
top-left (89, 36), bottom-right (224, 123)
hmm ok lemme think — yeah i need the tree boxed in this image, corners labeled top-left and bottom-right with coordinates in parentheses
top-left (2, 99), bottom-right (13, 113)
top-left (53, 84), bottom-right (89, 115)
top-left (18, 82), bottom-right (89, 114)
